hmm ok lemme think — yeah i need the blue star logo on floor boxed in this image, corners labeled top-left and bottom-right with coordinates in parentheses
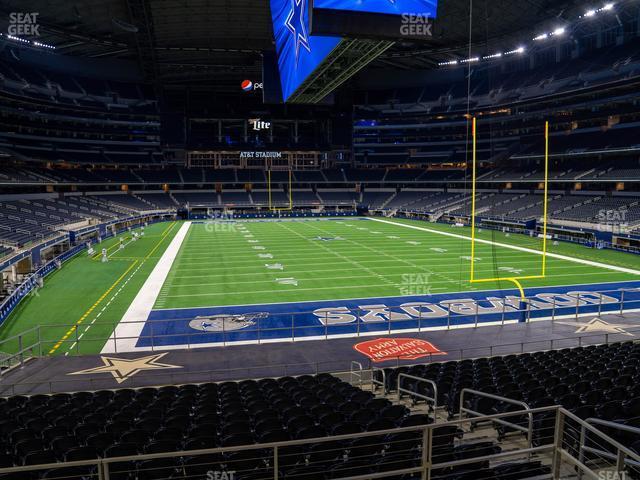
top-left (285, 0), bottom-right (311, 65)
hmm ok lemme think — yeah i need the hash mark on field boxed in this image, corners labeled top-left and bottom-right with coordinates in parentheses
top-left (305, 221), bottom-right (460, 287)
top-left (278, 222), bottom-right (396, 288)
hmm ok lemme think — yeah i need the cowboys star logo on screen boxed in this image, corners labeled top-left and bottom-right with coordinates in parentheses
top-left (285, 0), bottom-right (311, 65)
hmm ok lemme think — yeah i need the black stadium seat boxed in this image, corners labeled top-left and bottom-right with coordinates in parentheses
top-left (0, 341), bottom-right (637, 478)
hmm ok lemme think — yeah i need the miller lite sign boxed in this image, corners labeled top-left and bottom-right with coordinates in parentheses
top-left (249, 118), bottom-right (271, 131)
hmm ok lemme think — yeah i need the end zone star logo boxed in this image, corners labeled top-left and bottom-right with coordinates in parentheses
top-left (68, 353), bottom-right (181, 384)
top-left (285, 0), bottom-right (311, 65)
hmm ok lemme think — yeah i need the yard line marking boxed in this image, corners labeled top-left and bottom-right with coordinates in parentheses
top-left (51, 222), bottom-right (179, 355)
top-left (278, 222), bottom-right (396, 288)
top-left (48, 259), bottom-right (140, 354)
top-left (305, 220), bottom-right (459, 286)
top-left (159, 282), bottom-right (446, 299)
top-left (369, 218), bottom-right (640, 276)
top-left (160, 269), bottom-right (622, 291)
top-left (100, 222), bottom-right (189, 354)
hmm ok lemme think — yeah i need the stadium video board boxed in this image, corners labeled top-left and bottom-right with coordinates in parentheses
top-left (310, 0), bottom-right (438, 38)
top-left (313, 0), bottom-right (438, 18)
top-left (269, 0), bottom-right (343, 102)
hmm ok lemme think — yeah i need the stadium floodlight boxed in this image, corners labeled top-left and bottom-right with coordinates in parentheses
top-left (505, 47), bottom-right (525, 55)
top-left (482, 52), bottom-right (503, 60)
top-left (585, 9), bottom-right (596, 17)
top-left (1, 33), bottom-right (56, 49)
top-left (603, 3), bottom-right (614, 10)
top-left (553, 27), bottom-right (566, 36)
top-left (533, 33), bottom-right (548, 41)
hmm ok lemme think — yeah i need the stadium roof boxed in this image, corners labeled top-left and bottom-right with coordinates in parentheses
top-left (0, 0), bottom-right (608, 86)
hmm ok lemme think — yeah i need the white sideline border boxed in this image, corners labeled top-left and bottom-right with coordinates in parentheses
top-left (369, 218), bottom-right (640, 276)
top-left (101, 222), bottom-right (191, 354)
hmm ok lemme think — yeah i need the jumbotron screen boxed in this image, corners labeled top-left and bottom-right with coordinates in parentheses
top-left (313, 0), bottom-right (438, 17)
top-left (270, 0), bottom-right (342, 102)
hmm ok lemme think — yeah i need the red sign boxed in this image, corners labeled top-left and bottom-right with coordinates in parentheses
top-left (354, 337), bottom-right (446, 363)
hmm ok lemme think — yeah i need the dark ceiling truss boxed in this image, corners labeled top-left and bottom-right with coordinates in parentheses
top-left (125, 0), bottom-right (158, 83)
top-left (0, 0), bottom-right (635, 91)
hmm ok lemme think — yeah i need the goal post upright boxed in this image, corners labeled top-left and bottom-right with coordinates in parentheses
top-left (268, 168), bottom-right (294, 212)
top-left (469, 118), bottom-right (550, 300)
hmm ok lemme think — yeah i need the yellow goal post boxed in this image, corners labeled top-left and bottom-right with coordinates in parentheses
top-left (469, 118), bottom-right (550, 298)
top-left (267, 169), bottom-right (293, 212)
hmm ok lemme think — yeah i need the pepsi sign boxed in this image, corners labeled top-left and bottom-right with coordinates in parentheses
top-left (241, 80), bottom-right (264, 92)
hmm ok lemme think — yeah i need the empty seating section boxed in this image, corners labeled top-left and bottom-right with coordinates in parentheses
top-left (0, 370), bottom-right (557, 480)
top-left (91, 195), bottom-right (153, 212)
top-left (237, 170), bottom-right (267, 183)
top-left (204, 170), bottom-right (237, 183)
top-left (345, 169), bottom-right (386, 182)
top-left (293, 171), bottom-right (325, 183)
top-left (317, 191), bottom-right (358, 204)
top-left (445, 194), bottom-right (521, 216)
top-left (92, 170), bottom-right (142, 184)
top-left (172, 192), bottom-right (219, 205)
top-left (483, 194), bottom-right (541, 218)
top-left (0, 59), bottom-right (161, 167)
top-left (554, 196), bottom-right (640, 222)
top-left (361, 191), bottom-right (395, 209)
top-left (0, 245), bottom-right (14, 259)
top-left (0, 193), bottom-right (177, 246)
top-left (136, 168), bottom-right (182, 184)
top-left (0, 198), bottom-right (109, 246)
top-left (179, 168), bottom-right (205, 183)
top-left (402, 193), bottom-right (466, 212)
top-left (252, 191), bottom-right (290, 205)
top-left (0, 374), bottom-right (422, 480)
top-left (322, 170), bottom-right (346, 182)
top-left (220, 192), bottom-right (251, 205)
top-left (1, 164), bottom-right (638, 186)
top-left (135, 194), bottom-right (178, 209)
top-left (378, 341), bottom-right (640, 470)
top-left (290, 191), bottom-right (321, 204)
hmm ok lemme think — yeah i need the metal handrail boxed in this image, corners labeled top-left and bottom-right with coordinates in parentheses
top-left (21, 305), bottom-right (640, 359)
top-left (578, 417), bottom-right (640, 470)
top-left (397, 373), bottom-right (438, 409)
top-left (371, 366), bottom-right (387, 393)
top-left (0, 405), bottom-right (561, 478)
top-left (350, 361), bottom-right (363, 387)
top-left (1, 282), bottom-right (639, 360)
top-left (3, 322), bottom-right (640, 395)
top-left (459, 388), bottom-right (535, 448)
top-left (554, 409), bottom-right (640, 479)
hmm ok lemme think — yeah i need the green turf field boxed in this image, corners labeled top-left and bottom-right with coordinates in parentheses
top-left (155, 218), bottom-right (640, 309)
top-left (1, 217), bottom-right (639, 355)
top-left (0, 222), bottom-right (179, 356)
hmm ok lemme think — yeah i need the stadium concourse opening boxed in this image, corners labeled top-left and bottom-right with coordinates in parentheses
top-left (1, 0), bottom-right (640, 478)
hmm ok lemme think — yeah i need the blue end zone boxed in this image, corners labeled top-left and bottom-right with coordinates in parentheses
top-left (136, 281), bottom-right (640, 348)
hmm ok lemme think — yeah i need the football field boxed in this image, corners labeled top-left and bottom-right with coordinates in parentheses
top-left (2, 217), bottom-right (640, 355)
top-left (156, 218), bottom-right (637, 308)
